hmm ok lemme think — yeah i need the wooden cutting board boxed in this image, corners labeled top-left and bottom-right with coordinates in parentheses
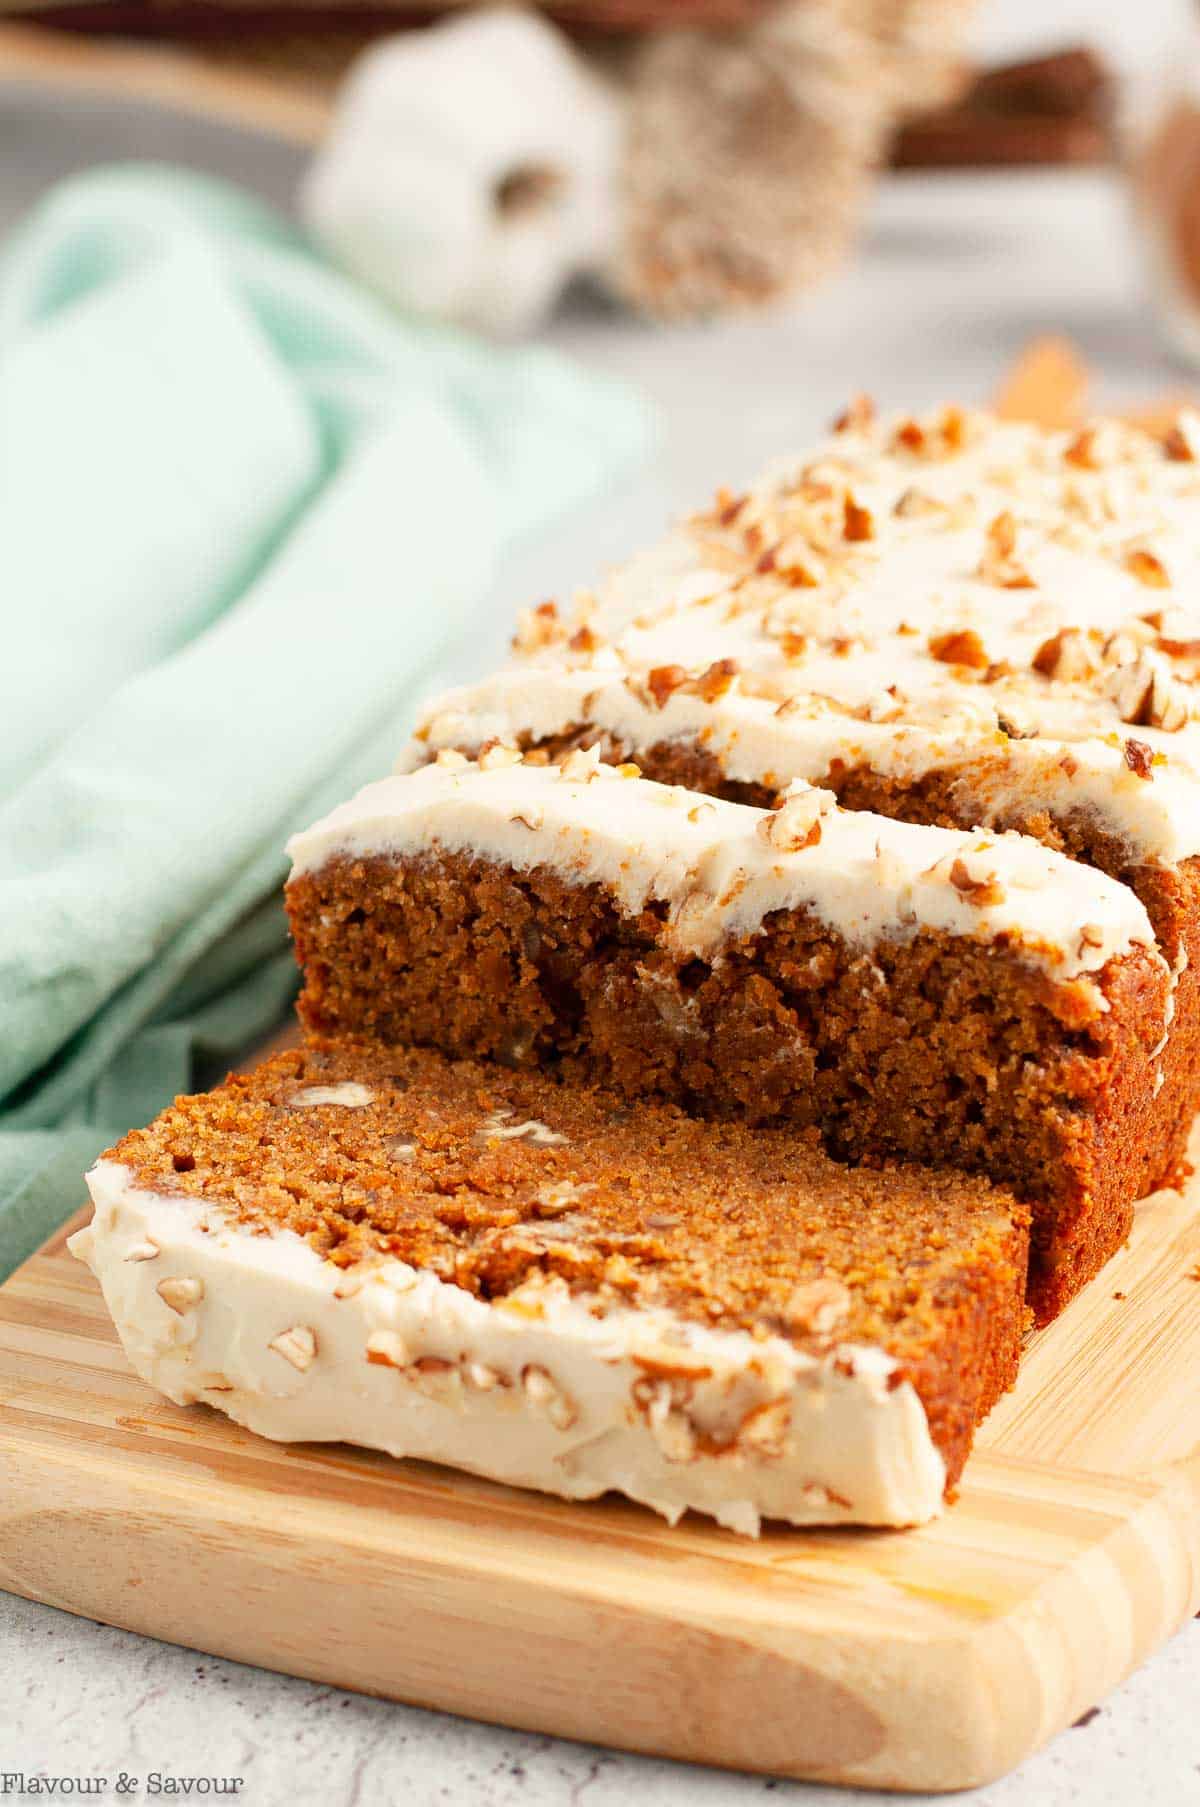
top-left (2, 1132), bottom-right (1199, 1793)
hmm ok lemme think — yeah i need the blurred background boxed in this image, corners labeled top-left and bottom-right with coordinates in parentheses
top-left (2, 0), bottom-right (1198, 674)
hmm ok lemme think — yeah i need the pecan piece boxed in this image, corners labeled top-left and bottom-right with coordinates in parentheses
top-left (1031, 627), bottom-right (1096, 682)
top-left (892, 417), bottom-right (926, 453)
top-left (1106, 651), bottom-right (1191, 730)
top-left (646, 664), bottom-right (689, 709)
top-left (980, 511), bottom-right (1034, 588)
top-left (929, 628), bottom-right (988, 669)
top-left (1064, 426), bottom-right (1102, 469)
top-left (716, 487), bottom-right (748, 525)
top-left (1123, 738), bottom-right (1155, 779)
top-left (948, 856), bottom-right (1005, 907)
top-left (842, 494), bottom-right (875, 542)
top-left (512, 599), bottom-right (563, 653)
top-left (1125, 548), bottom-right (1170, 589)
top-left (692, 657), bottom-right (739, 701)
top-left (758, 789), bottom-right (833, 853)
top-left (1164, 415), bottom-right (1200, 462)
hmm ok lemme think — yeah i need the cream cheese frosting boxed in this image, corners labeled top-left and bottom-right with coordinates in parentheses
top-left (71, 1160), bottom-right (947, 1534)
top-left (287, 751), bottom-right (1160, 984)
top-left (413, 406), bottom-right (1200, 864)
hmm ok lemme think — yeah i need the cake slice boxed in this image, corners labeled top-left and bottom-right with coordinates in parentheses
top-left (412, 407), bottom-right (1200, 1201)
top-left (71, 1039), bottom-right (1028, 1533)
top-left (285, 754), bottom-right (1170, 1321)
top-left (414, 408), bottom-right (1200, 874)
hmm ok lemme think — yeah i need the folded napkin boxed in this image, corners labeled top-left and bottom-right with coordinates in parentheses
top-left (0, 165), bottom-right (654, 1282)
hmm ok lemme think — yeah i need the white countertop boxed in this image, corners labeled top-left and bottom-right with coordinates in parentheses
top-left (3, 4), bottom-right (1199, 1799)
top-left (4, 1586), bottom-right (1198, 1805)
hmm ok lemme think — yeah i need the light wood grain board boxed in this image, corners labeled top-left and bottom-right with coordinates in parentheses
top-left (2, 1136), bottom-right (1200, 1791)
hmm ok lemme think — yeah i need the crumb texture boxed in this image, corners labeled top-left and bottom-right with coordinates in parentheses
top-left (105, 1040), bottom-right (1029, 1486)
top-left (287, 845), bottom-right (1169, 1322)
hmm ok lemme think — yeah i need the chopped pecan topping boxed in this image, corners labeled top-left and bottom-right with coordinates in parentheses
top-left (1106, 651), bottom-right (1191, 730)
top-left (692, 657), bottom-right (739, 701)
top-left (796, 477), bottom-right (836, 503)
top-left (1125, 548), bottom-right (1170, 589)
top-left (716, 487), bottom-right (748, 525)
top-left (269, 1326), bottom-right (317, 1372)
top-left (1107, 658), bottom-right (1154, 725)
top-left (366, 1330), bottom-right (411, 1370)
top-left (1031, 627), bottom-right (1096, 682)
top-left (1146, 606), bottom-right (1200, 657)
top-left (842, 495), bottom-right (875, 542)
top-left (156, 1276), bottom-right (204, 1315)
top-left (738, 1398), bottom-right (791, 1456)
top-left (1064, 426), bottom-right (1102, 470)
top-left (478, 741), bottom-right (523, 772)
top-left (522, 1364), bottom-right (577, 1431)
top-left (890, 406), bottom-right (976, 459)
top-left (512, 599), bottom-right (563, 653)
top-left (892, 417), bottom-right (926, 454)
top-left (1164, 415), bottom-right (1200, 462)
top-left (980, 511), bottom-right (1034, 588)
top-left (757, 788), bottom-right (834, 853)
top-left (948, 856), bottom-right (1005, 907)
top-left (1123, 738), bottom-right (1155, 779)
top-left (631, 1344), bottom-right (711, 1380)
top-left (559, 743), bottom-right (604, 783)
top-left (465, 1362), bottom-right (504, 1391)
top-left (1078, 923), bottom-right (1106, 956)
top-left (757, 539), bottom-right (822, 586)
top-left (929, 628), bottom-right (988, 669)
top-left (939, 405), bottom-right (970, 450)
top-left (778, 555), bottom-right (821, 587)
top-left (646, 664), bottom-right (689, 709)
top-left (1026, 639), bottom-right (1055, 679)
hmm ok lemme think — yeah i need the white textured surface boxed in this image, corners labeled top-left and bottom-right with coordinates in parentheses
top-left (2, 1591), bottom-right (1197, 1805)
top-left (4, 0), bottom-right (1200, 1796)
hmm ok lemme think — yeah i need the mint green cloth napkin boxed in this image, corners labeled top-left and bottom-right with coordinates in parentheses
top-left (0, 165), bottom-right (654, 1282)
